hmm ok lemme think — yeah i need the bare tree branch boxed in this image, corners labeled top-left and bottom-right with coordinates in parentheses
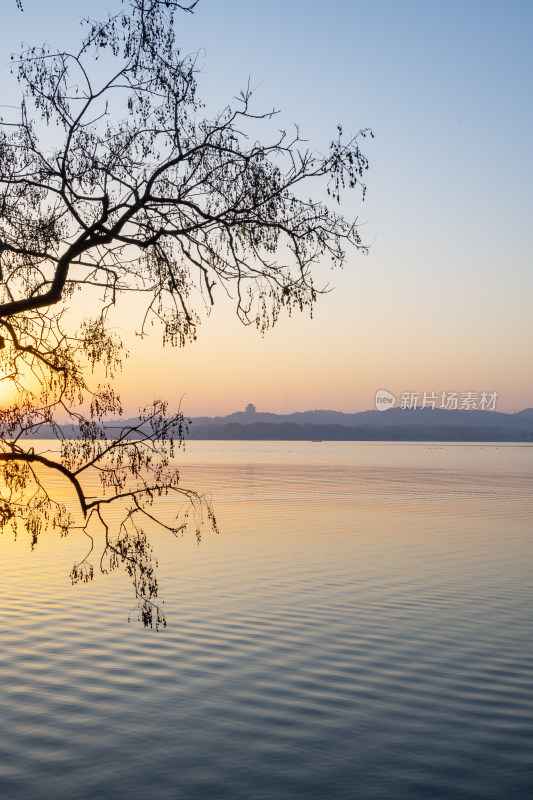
top-left (0, 0), bottom-right (370, 627)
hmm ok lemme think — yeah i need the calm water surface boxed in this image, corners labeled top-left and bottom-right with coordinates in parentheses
top-left (0, 442), bottom-right (532, 799)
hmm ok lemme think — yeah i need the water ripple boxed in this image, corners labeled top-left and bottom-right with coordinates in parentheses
top-left (1, 442), bottom-right (532, 799)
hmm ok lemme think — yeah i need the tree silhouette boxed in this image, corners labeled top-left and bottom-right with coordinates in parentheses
top-left (0, 0), bottom-right (371, 626)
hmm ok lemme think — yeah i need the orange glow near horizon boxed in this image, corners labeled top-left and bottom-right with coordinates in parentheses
top-left (103, 272), bottom-right (533, 418)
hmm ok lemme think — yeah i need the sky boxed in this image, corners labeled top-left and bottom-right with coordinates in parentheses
top-left (2, 0), bottom-right (533, 417)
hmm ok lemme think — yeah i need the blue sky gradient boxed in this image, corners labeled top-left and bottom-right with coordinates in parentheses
top-left (2, 0), bottom-right (532, 414)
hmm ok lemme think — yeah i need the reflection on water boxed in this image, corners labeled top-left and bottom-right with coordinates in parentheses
top-left (0, 442), bottom-right (532, 799)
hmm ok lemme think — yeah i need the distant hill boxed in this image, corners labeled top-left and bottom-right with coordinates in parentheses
top-left (513, 407), bottom-right (533, 419)
top-left (187, 407), bottom-right (533, 441)
top-left (13, 407), bottom-right (533, 442)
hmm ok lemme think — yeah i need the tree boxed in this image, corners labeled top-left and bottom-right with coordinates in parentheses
top-left (0, 0), bottom-right (371, 627)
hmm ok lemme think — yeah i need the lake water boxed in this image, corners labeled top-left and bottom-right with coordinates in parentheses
top-left (0, 441), bottom-right (532, 799)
